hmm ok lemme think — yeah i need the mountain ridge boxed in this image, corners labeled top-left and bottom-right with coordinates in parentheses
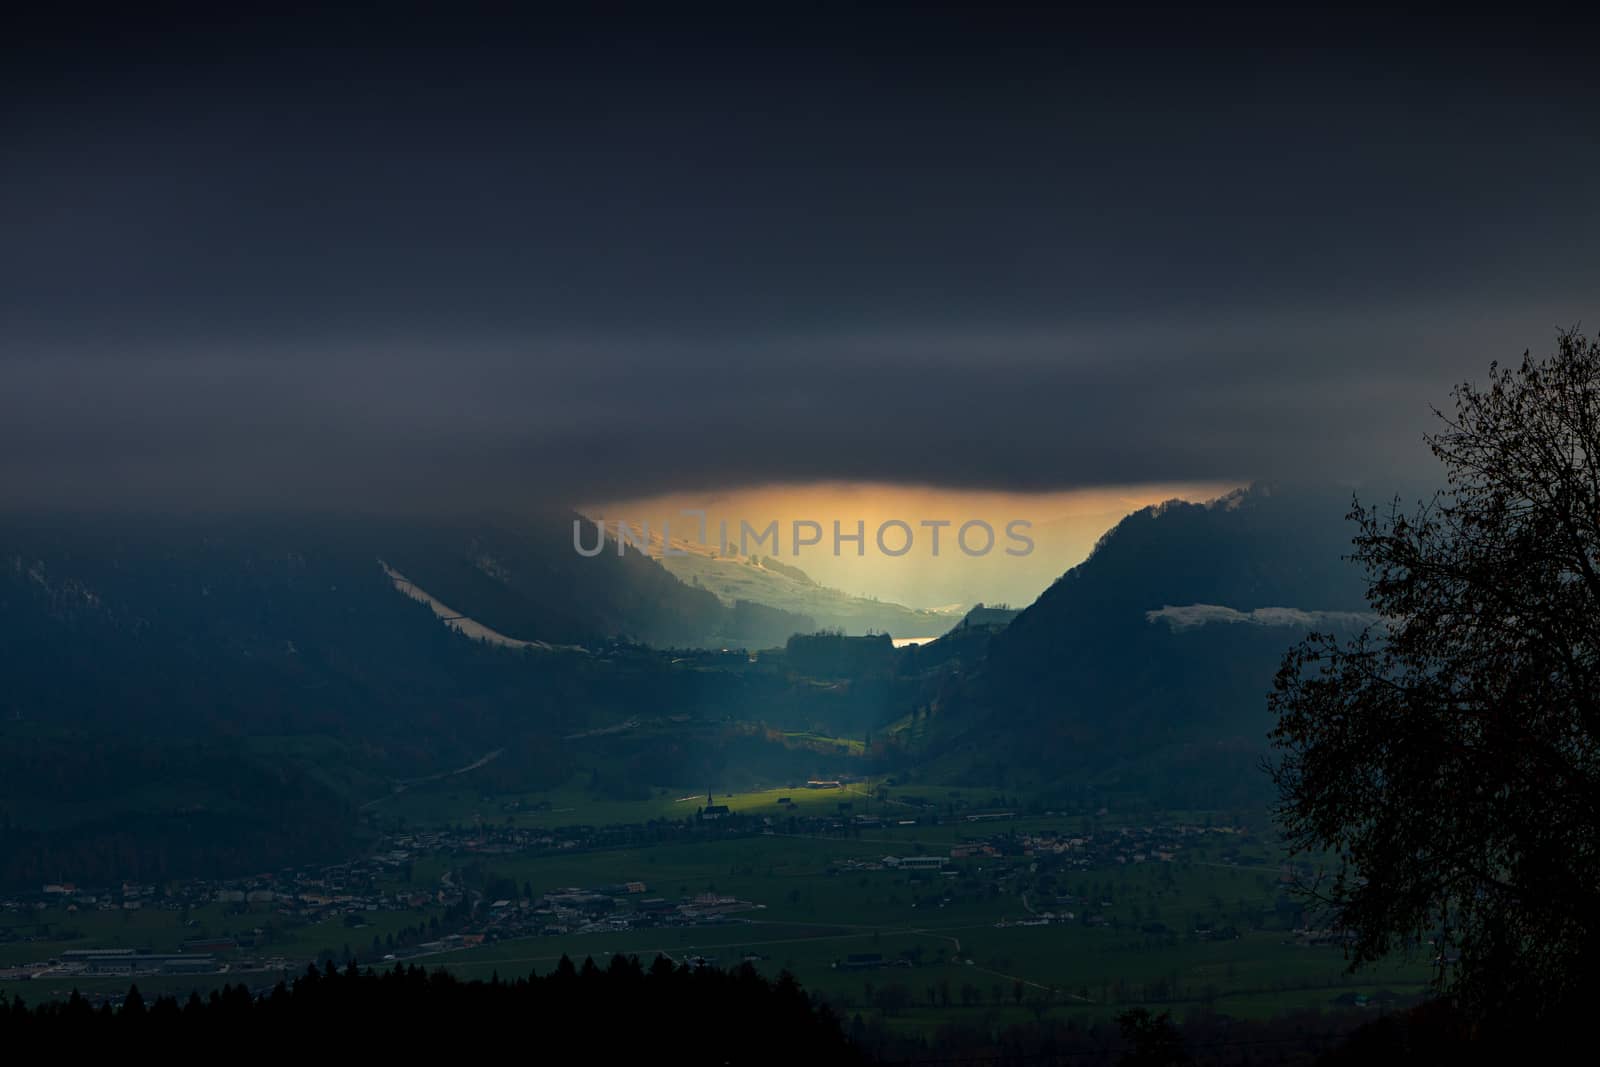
top-left (915, 484), bottom-right (1373, 805)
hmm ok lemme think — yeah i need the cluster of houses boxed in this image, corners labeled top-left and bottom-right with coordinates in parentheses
top-left (1, 840), bottom-right (767, 985)
top-left (820, 820), bottom-right (1273, 931)
top-left (470, 885), bottom-right (763, 941)
top-left (1010, 823), bottom-right (1248, 869)
top-left (830, 821), bottom-right (1254, 879)
top-left (1, 794), bottom-right (1272, 988)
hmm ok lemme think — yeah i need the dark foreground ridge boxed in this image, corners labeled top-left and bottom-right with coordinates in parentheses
top-left (0, 954), bottom-right (862, 1062)
top-left (0, 953), bottom-right (1555, 1064)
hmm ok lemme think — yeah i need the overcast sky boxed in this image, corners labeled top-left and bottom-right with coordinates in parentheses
top-left (3, 7), bottom-right (1596, 511)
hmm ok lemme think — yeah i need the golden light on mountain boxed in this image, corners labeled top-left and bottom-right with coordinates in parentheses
top-left (584, 481), bottom-right (1240, 610)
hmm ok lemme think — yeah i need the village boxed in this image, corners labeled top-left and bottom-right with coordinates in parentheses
top-left (0, 807), bottom-right (1275, 989)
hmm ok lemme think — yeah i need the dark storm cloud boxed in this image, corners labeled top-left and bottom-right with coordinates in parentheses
top-left (2, 7), bottom-right (1596, 510)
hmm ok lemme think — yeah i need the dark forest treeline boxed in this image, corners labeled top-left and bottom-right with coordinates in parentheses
top-left (0, 954), bottom-right (863, 1062)
top-left (0, 954), bottom-right (1534, 1064)
top-left (851, 1000), bottom-right (1541, 1064)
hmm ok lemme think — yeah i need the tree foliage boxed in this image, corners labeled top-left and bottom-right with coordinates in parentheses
top-left (1270, 330), bottom-right (1600, 1019)
top-left (0, 955), bottom-right (860, 1061)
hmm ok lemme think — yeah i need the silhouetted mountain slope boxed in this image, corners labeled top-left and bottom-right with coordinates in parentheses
top-left (0, 516), bottom-right (624, 880)
top-left (0, 491), bottom-right (1381, 881)
top-left (650, 536), bottom-right (957, 638)
top-left (0, 516), bottom-right (602, 747)
top-left (374, 512), bottom-right (814, 648)
top-left (0, 511), bottom-right (810, 669)
top-left (0, 515), bottom-right (886, 884)
top-left (923, 486), bottom-right (1374, 805)
top-left (887, 602), bottom-right (1017, 677)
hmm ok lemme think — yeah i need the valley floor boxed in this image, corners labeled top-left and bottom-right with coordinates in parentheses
top-left (0, 780), bottom-right (1430, 1036)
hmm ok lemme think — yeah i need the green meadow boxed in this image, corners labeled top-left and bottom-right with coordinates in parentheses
top-left (2, 777), bottom-right (1431, 1030)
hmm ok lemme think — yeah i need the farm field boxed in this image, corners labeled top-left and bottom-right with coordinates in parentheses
top-left (1, 780), bottom-right (1432, 1032)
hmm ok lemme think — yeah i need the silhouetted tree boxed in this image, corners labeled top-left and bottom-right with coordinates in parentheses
top-left (1270, 330), bottom-right (1600, 1021)
top-left (0, 956), bottom-right (862, 1061)
top-left (1117, 1008), bottom-right (1189, 1065)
